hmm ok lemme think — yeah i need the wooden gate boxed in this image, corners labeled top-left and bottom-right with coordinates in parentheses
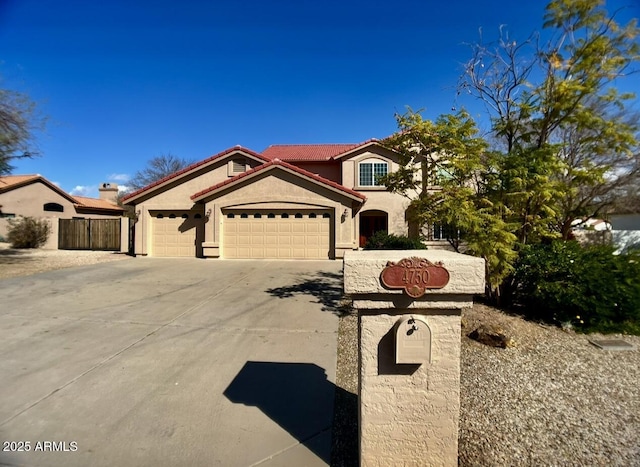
top-left (58, 218), bottom-right (121, 250)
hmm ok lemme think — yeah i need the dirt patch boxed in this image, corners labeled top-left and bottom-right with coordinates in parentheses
top-left (0, 242), bottom-right (131, 279)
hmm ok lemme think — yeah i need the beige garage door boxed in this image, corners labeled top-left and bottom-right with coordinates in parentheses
top-left (223, 210), bottom-right (331, 259)
top-left (152, 211), bottom-right (198, 257)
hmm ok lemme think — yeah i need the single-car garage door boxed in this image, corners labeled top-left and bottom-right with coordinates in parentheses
top-left (152, 211), bottom-right (198, 257)
top-left (223, 209), bottom-right (331, 259)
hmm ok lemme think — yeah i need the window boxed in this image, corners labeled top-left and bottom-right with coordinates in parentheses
top-left (182, 214), bottom-right (189, 219)
top-left (254, 213), bottom-right (261, 218)
top-left (295, 213), bottom-right (303, 218)
top-left (227, 213), bottom-right (235, 219)
top-left (281, 213), bottom-right (289, 219)
top-left (169, 213), bottom-right (176, 219)
top-left (322, 213), bottom-right (330, 218)
top-left (432, 224), bottom-right (460, 241)
top-left (309, 213), bottom-right (317, 218)
top-left (157, 214), bottom-right (164, 219)
top-left (43, 202), bottom-right (64, 212)
top-left (0, 213), bottom-right (16, 218)
top-left (359, 160), bottom-right (388, 187)
top-left (240, 213), bottom-right (248, 219)
top-left (267, 213), bottom-right (275, 219)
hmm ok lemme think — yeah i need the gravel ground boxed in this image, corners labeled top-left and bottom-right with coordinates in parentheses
top-left (0, 243), bottom-right (130, 279)
top-left (332, 304), bottom-right (640, 466)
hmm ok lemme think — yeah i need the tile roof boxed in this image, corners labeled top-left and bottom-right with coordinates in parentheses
top-left (0, 174), bottom-right (41, 192)
top-left (0, 174), bottom-right (124, 213)
top-left (73, 196), bottom-right (124, 212)
top-left (191, 159), bottom-right (366, 202)
top-left (261, 139), bottom-right (379, 161)
top-left (122, 146), bottom-right (268, 203)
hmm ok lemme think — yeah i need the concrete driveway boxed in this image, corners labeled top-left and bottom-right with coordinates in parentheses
top-left (0, 258), bottom-right (343, 467)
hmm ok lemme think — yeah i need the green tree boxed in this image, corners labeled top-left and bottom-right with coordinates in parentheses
top-left (382, 109), bottom-right (517, 296)
top-left (0, 85), bottom-right (45, 175)
top-left (128, 153), bottom-right (193, 191)
top-left (460, 0), bottom-right (640, 240)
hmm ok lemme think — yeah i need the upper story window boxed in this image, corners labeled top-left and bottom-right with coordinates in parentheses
top-left (43, 202), bottom-right (64, 212)
top-left (359, 159), bottom-right (388, 187)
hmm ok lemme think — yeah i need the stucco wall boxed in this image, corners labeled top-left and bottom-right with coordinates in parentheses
top-left (359, 312), bottom-right (461, 466)
top-left (342, 148), bottom-right (413, 237)
top-left (344, 250), bottom-right (485, 466)
top-left (134, 156), bottom-right (263, 208)
top-left (292, 161), bottom-right (341, 183)
top-left (200, 169), bottom-right (360, 258)
top-left (0, 182), bottom-right (120, 249)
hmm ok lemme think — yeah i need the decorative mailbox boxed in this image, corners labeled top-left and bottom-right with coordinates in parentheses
top-left (380, 257), bottom-right (450, 298)
top-left (395, 316), bottom-right (431, 364)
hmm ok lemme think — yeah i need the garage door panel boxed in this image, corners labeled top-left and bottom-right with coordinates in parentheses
top-left (251, 223), bottom-right (265, 233)
top-left (223, 210), bottom-right (330, 259)
top-left (152, 212), bottom-right (197, 257)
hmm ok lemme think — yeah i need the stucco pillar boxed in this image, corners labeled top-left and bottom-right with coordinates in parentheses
top-left (343, 250), bottom-right (485, 467)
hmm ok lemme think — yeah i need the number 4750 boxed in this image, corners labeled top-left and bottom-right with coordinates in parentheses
top-left (402, 268), bottom-right (429, 285)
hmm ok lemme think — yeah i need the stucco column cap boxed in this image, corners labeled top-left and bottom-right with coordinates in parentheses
top-left (343, 250), bottom-right (485, 298)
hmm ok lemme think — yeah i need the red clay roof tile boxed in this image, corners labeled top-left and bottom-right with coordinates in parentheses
top-left (122, 146), bottom-right (268, 203)
top-left (0, 174), bottom-right (42, 191)
top-left (191, 159), bottom-right (366, 201)
top-left (261, 139), bottom-right (379, 161)
top-left (73, 196), bottom-right (123, 212)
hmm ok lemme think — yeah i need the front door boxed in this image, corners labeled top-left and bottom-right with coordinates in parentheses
top-left (359, 211), bottom-right (388, 247)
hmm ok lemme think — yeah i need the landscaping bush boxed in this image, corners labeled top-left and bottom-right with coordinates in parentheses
top-left (512, 241), bottom-right (640, 334)
top-left (6, 216), bottom-right (51, 248)
top-left (364, 231), bottom-right (426, 250)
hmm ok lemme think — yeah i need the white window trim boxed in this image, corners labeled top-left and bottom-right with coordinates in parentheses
top-left (357, 158), bottom-right (389, 189)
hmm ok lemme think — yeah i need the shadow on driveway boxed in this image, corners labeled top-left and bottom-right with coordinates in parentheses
top-left (265, 271), bottom-right (347, 315)
top-left (224, 361), bottom-right (336, 464)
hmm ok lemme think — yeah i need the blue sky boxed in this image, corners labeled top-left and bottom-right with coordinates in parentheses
top-left (1, 0), bottom-right (638, 197)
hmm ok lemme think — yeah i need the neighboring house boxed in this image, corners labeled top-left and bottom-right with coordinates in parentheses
top-left (122, 141), bottom-right (431, 259)
top-left (609, 210), bottom-right (640, 253)
top-left (0, 175), bottom-right (125, 249)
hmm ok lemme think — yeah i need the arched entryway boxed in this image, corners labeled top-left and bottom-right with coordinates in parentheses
top-left (359, 210), bottom-right (388, 247)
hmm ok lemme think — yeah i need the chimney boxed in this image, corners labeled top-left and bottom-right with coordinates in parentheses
top-left (99, 182), bottom-right (119, 204)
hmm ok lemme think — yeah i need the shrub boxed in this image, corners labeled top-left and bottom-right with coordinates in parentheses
top-left (364, 231), bottom-right (426, 250)
top-left (6, 216), bottom-right (51, 248)
top-left (512, 241), bottom-right (640, 334)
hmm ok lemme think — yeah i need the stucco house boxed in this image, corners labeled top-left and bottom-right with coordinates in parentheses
top-left (0, 175), bottom-right (125, 249)
top-left (123, 140), bottom-right (427, 259)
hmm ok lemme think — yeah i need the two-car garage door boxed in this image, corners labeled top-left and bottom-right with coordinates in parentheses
top-left (223, 209), bottom-right (331, 259)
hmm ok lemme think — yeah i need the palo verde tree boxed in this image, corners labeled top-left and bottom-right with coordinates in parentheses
top-left (382, 109), bottom-right (518, 296)
top-left (0, 84), bottom-right (45, 175)
top-left (460, 0), bottom-right (640, 240)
